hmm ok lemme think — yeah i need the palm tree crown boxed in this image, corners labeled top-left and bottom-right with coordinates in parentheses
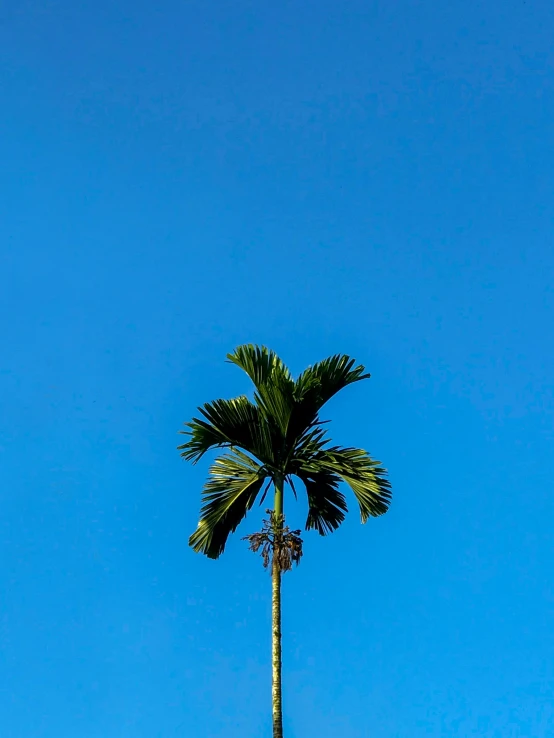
top-left (179, 344), bottom-right (391, 559)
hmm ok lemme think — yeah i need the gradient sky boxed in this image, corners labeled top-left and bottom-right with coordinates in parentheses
top-left (1, 1), bottom-right (554, 736)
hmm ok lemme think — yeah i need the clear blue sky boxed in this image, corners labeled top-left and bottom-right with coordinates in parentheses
top-left (1, 1), bottom-right (553, 736)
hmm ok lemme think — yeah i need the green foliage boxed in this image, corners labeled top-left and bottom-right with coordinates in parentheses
top-left (188, 449), bottom-right (267, 559)
top-left (179, 344), bottom-right (391, 558)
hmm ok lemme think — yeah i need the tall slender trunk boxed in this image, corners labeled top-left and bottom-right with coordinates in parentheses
top-left (272, 476), bottom-right (284, 738)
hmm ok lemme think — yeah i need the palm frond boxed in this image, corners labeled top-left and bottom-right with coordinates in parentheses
top-left (295, 354), bottom-right (370, 403)
top-left (296, 470), bottom-right (348, 535)
top-left (228, 344), bottom-right (296, 438)
top-left (253, 374), bottom-right (296, 438)
top-left (227, 344), bottom-right (292, 388)
top-left (285, 424), bottom-right (330, 471)
top-left (286, 355), bottom-right (370, 445)
top-left (189, 449), bottom-right (268, 558)
top-left (308, 446), bottom-right (391, 521)
top-left (178, 395), bottom-right (273, 464)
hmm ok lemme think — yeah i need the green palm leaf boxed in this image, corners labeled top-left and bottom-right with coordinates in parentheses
top-left (286, 354), bottom-right (370, 445)
top-left (295, 354), bottom-right (370, 405)
top-left (228, 344), bottom-right (296, 437)
top-left (311, 446), bottom-right (391, 522)
top-left (189, 449), bottom-right (268, 558)
top-left (178, 395), bottom-right (274, 465)
top-left (227, 344), bottom-right (292, 389)
top-left (297, 469), bottom-right (348, 535)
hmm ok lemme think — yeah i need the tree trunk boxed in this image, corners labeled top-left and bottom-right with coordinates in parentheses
top-left (272, 477), bottom-right (284, 738)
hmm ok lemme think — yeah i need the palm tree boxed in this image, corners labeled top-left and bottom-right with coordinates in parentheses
top-left (178, 345), bottom-right (391, 738)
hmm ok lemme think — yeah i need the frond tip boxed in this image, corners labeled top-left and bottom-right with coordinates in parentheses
top-left (226, 344), bottom-right (292, 388)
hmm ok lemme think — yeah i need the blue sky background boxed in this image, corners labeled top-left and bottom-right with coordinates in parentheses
top-left (1, 1), bottom-right (553, 736)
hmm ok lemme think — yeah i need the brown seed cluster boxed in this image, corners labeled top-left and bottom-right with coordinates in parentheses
top-left (243, 510), bottom-right (303, 573)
